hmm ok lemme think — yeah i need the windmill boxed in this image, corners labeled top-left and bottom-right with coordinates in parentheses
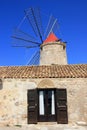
top-left (12, 7), bottom-right (59, 65)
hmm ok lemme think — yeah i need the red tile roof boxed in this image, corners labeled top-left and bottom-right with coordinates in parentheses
top-left (43, 33), bottom-right (58, 43)
top-left (0, 64), bottom-right (87, 78)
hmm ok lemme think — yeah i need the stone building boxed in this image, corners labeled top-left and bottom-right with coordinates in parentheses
top-left (0, 33), bottom-right (87, 126)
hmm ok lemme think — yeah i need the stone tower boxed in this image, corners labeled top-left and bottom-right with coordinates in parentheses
top-left (40, 33), bottom-right (67, 65)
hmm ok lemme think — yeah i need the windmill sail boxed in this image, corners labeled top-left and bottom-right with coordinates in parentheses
top-left (12, 28), bottom-right (41, 48)
top-left (27, 50), bottom-right (40, 65)
top-left (12, 7), bottom-right (60, 66)
top-left (45, 15), bottom-right (59, 38)
top-left (25, 7), bottom-right (44, 43)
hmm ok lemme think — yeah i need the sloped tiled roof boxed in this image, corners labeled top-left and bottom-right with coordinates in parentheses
top-left (0, 64), bottom-right (87, 79)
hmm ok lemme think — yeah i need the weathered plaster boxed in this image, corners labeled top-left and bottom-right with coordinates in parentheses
top-left (0, 78), bottom-right (87, 126)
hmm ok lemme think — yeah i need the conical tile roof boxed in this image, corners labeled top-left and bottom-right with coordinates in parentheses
top-left (43, 32), bottom-right (58, 43)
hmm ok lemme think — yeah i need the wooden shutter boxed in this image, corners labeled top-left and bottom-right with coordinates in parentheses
top-left (27, 89), bottom-right (38, 124)
top-left (56, 89), bottom-right (68, 124)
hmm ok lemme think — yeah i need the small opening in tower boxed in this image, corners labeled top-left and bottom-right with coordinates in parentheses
top-left (40, 46), bottom-right (43, 50)
top-left (0, 79), bottom-right (3, 90)
top-left (63, 45), bottom-right (65, 50)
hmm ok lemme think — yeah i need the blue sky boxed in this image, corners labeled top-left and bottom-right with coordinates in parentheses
top-left (0, 0), bottom-right (87, 66)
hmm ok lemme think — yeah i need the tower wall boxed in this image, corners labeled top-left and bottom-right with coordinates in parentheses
top-left (40, 42), bottom-right (67, 65)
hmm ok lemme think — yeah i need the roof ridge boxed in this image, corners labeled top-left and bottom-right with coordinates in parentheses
top-left (0, 64), bottom-right (86, 68)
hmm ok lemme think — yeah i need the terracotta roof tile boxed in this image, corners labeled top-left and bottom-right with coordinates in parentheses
top-left (43, 32), bottom-right (58, 43)
top-left (0, 64), bottom-right (87, 79)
